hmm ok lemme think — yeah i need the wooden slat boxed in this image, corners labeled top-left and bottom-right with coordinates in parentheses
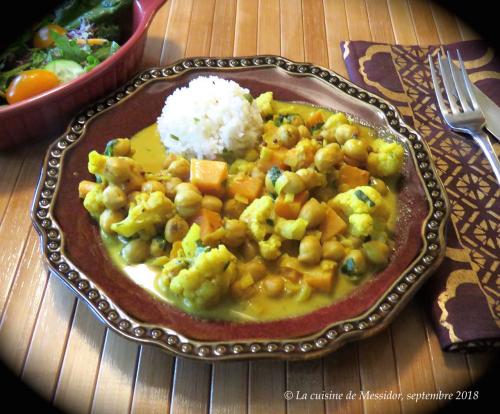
top-left (365, 0), bottom-right (396, 43)
top-left (91, 330), bottom-right (140, 414)
top-left (280, 0), bottom-right (304, 61)
top-left (170, 359), bottom-right (212, 413)
top-left (248, 361), bottom-right (286, 414)
top-left (0, 145), bottom-right (45, 313)
top-left (141, 0), bottom-right (172, 68)
top-left (160, 0), bottom-right (194, 64)
top-left (387, 0), bottom-right (418, 45)
top-left (429, 1), bottom-right (462, 45)
top-left (391, 302), bottom-right (439, 414)
top-left (457, 17), bottom-right (480, 41)
top-left (358, 330), bottom-right (402, 414)
top-left (302, 0), bottom-right (329, 67)
top-left (407, 0), bottom-right (440, 46)
top-left (21, 275), bottom-right (77, 401)
top-left (0, 146), bottom-right (27, 224)
top-left (185, 0), bottom-right (216, 56)
top-left (53, 301), bottom-right (106, 414)
top-left (287, 360), bottom-right (325, 414)
top-left (234, 0), bottom-right (258, 55)
top-left (130, 346), bottom-right (174, 414)
top-left (324, 343), bottom-right (363, 414)
top-left (322, 0), bottom-right (349, 76)
top-left (0, 229), bottom-right (49, 375)
top-left (257, 0), bottom-right (280, 55)
top-left (210, 0), bottom-right (238, 57)
top-left (344, 0), bottom-right (371, 41)
top-left (210, 362), bottom-right (248, 414)
top-left (467, 353), bottom-right (496, 383)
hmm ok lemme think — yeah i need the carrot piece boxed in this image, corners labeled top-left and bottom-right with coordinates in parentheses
top-left (190, 159), bottom-right (228, 195)
top-left (303, 264), bottom-right (336, 293)
top-left (192, 208), bottom-right (223, 239)
top-left (320, 207), bottom-right (347, 242)
top-left (228, 176), bottom-right (264, 202)
top-left (305, 110), bottom-right (324, 129)
top-left (274, 190), bottom-right (309, 219)
top-left (339, 164), bottom-right (370, 189)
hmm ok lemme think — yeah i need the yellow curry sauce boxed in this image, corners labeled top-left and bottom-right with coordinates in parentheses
top-left (79, 98), bottom-right (403, 322)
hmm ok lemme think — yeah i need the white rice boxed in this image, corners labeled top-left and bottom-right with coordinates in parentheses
top-left (157, 76), bottom-right (263, 160)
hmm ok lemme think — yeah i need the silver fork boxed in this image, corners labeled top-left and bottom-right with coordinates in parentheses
top-left (428, 50), bottom-right (500, 184)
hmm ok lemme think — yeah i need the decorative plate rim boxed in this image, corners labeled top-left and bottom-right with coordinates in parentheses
top-left (31, 55), bottom-right (450, 361)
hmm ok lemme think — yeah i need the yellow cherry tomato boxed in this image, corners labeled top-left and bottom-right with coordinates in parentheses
top-left (6, 70), bottom-right (60, 104)
top-left (33, 24), bottom-right (67, 49)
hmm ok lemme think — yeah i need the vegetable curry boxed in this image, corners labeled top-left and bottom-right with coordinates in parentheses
top-left (78, 93), bottom-right (404, 322)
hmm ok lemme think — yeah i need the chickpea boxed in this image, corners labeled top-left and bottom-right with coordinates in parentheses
top-left (174, 188), bottom-right (202, 218)
top-left (322, 240), bottom-right (345, 261)
top-left (342, 139), bottom-right (368, 162)
top-left (298, 235), bottom-right (322, 265)
top-left (262, 275), bottom-right (285, 297)
top-left (99, 209), bottom-right (125, 234)
top-left (276, 124), bottom-right (300, 148)
top-left (105, 157), bottom-right (130, 183)
top-left (298, 125), bottom-right (311, 138)
top-left (78, 180), bottom-right (98, 199)
top-left (362, 240), bottom-right (390, 265)
top-left (299, 198), bottom-right (326, 228)
top-left (296, 168), bottom-right (326, 189)
top-left (314, 143), bottom-right (343, 172)
top-left (241, 239), bottom-right (259, 260)
top-left (167, 158), bottom-right (190, 180)
top-left (335, 124), bottom-right (358, 144)
top-left (164, 215), bottom-right (189, 242)
top-left (141, 180), bottom-right (165, 193)
top-left (245, 257), bottom-right (267, 281)
top-left (111, 138), bottom-right (132, 157)
top-left (275, 171), bottom-right (305, 194)
top-left (102, 185), bottom-right (127, 210)
top-left (121, 239), bottom-right (150, 264)
top-left (319, 128), bottom-right (336, 143)
top-left (164, 176), bottom-right (182, 199)
top-left (200, 195), bottom-right (223, 212)
top-left (341, 249), bottom-right (367, 276)
top-left (245, 148), bottom-right (259, 162)
top-left (223, 198), bottom-right (246, 219)
top-left (223, 219), bottom-right (247, 247)
top-left (150, 237), bottom-right (168, 257)
top-left (369, 177), bottom-right (388, 196)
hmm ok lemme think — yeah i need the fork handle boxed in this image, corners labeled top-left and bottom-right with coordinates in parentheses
top-left (471, 130), bottom-right (500, 184)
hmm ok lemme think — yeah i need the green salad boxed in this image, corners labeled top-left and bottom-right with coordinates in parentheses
top-left (0, 0), bottom-right (132, 105)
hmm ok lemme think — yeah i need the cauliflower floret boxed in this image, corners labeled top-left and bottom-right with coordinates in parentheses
top-left (255, 91), bottom-right (274, 118)
top-left (240, 195), bottom-right (275, 241)
top-left (83, 185), bottom-right (105, 219)
top-left (275, 217), bottom-right (308, 240)
top-left (349, 213), bottom-right (374, 237)
top-left (258, 234), bottom-right (282, 260)
top-left (367, 139), bottom-right (404, 177)
top-left (111, 191), bottom-right (174, 238)
top-left (167, 245), bottom-right (239, 308)
top-left (331, 186), bottom-right (383, 216)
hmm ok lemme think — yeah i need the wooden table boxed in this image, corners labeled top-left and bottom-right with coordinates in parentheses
top-left (0, 1), bottom-right (495, 413)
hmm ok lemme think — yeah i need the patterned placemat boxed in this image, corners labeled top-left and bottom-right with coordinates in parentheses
top-left (341, 40), bottom-right (499, 351)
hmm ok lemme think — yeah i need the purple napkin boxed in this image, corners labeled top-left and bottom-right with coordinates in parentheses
top-left (341, 40), bottom-right (500, 351)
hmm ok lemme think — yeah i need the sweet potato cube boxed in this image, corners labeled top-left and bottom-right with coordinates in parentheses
top-left (228, 176), bottom-right (264, 202)
top-left (320, 207), bottom-right (347, 242)
top-left (339, 164), bottom-right (370, 189)
top-left (190, 159), bottom-right (228, 195)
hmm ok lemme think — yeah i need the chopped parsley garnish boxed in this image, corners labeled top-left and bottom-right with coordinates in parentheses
top-left (273, 113), bottom-right (299, 126)
top-left (267, 166), bottom-right (282, 185)
top-left (243, 93), bottom-right (253, 103)
top-left (311, 122), bottom-right (324, 132)
top-left (266, 219), bottom-right (274, 226)
top-left (354, 189), bottom-right (375, 207)
top-left (104, 139), bottom-right (117, 156)
top-left (170, 134), bottom-right (180, 141)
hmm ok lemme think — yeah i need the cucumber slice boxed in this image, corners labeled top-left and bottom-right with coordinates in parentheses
top-left (44, 60), bottom-right (84, 83)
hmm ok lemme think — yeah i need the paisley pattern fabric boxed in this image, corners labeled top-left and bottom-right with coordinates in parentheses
top-left (341, 40), bottom-right (499, 351)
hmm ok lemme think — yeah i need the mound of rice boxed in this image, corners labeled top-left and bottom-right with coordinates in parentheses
top-left (157, 76), bottom-right (263, 160)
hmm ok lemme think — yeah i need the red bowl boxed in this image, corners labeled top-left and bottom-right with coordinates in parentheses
top-left (0, 0), bottom-right (165, 150)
